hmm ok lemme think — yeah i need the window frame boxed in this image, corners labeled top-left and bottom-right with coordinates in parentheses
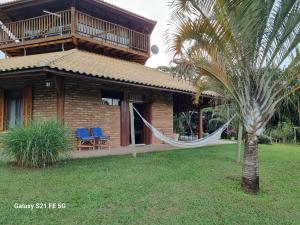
top-left (101, 90), bottom-right (124, 106)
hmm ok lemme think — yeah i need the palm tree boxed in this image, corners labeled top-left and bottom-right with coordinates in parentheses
top-left (167, 0), bottom-right (300, 193)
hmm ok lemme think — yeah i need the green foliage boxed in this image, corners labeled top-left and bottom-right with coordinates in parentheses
top-left (167, 0), bottom-right (300, 137)
top-left (267, 121), bottom-right (294, 143)
top-left (173, 114), bottom-right (185, 134)
top-left (272, 90), bottom-right (300, 126)
top-left (1, 120), bottom-right (71, 168)
top-left (258, 134), bottom-right (272, 145)
top-left (209, 104), bottom-right (239, 138)
top-left (202, 107), bottom-right (213, 113)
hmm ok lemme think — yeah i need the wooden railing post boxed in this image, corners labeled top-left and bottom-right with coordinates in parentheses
top-left (71, 7), bottom-right (76, 35)
top-left (147, 34), bottom-right (151, 55)
top-left (71, 7), bottom-right (78, 47)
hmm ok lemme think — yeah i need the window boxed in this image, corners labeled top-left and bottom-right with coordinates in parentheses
top-left (128, 93), bottom-right (145, 103)
top-left (6, 90), bottom-right (24, 128)
top-left (101, 90), bottom-right (123, 106)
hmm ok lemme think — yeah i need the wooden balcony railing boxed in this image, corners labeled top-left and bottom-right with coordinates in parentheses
top-left (0, 10), bottom-right (72, 44)
top-left (0, 9), bottom-right (150, 54)
top-left (75, 11), bottom-right (149, 53)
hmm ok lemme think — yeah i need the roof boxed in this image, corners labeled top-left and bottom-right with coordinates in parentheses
top-left (0, 49), bottom-right (196, 93)
top-left (0, 0), bottom-right (157, 26)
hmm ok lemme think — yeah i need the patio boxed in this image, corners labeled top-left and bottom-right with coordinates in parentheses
top-left (72, 140), bottom-right (236, 159)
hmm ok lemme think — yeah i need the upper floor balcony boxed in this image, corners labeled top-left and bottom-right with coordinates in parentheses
top-left (0, 9), bottom-right (151, 63)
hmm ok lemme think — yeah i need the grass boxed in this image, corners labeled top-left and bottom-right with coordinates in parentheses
top-left (0, 144), bottom-right (299, 225)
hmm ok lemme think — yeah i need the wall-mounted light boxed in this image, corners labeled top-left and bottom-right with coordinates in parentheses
top-left (45, 78), bottom-right (51, 87)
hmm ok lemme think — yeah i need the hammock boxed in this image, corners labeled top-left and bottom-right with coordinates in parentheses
top-left (133, 107), bottom-right (235, 148)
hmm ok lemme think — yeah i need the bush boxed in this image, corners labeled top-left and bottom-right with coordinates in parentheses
top-left (1, 120), bottom-right (71, 168)
top-left (267, 121), bottom-right (294, 143)
top-left (258, 134), bottom-right (272, 144)
top-left (173, 114), bottom-right (184, 134)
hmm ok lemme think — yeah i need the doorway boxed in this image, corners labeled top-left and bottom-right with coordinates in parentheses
top-left (6, 90), bottom-right (24, 129)
top-left (121, 99), bottom-right (152, 146)
top-left (132, 103), bottom-right (145, 144)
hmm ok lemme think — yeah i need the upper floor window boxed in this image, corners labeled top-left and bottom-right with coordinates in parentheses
top-left (101, 90), bottom-right (123, 106)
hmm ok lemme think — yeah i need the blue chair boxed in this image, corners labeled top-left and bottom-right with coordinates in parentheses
top-left (75, 128), bottom-right (96, 151)
top-left (91, 128), bottom-right (111, 150)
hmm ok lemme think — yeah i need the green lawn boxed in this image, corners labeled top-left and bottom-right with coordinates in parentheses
top-left (0, 144), bottom-right (299, 225)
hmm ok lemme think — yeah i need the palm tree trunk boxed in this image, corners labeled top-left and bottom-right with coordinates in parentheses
top-left (236, 120), bottom-right (243, 163)
top-left (241, 132), bottom-right (259, 194)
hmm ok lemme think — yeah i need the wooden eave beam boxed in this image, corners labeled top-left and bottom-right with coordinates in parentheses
top-left (1, 35), bottom-right (73, 52)
top-left (0, 12), bottom-right (12, 23)
top-left (75, 34), bottom-right (149, 58)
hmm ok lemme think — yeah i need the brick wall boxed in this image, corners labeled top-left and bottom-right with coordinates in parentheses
top-left (0, 76), bottom-right (57, 121)
top-left (0, 76), bottom-right (174, 148)
top-left (151, 92), bottom-right (174, 144)
top-left (33, 81), bottom-right (57, 121)
top-left (64, 78), bottom-right (121, 147)
top-left (64, 78), bottom-right (174, 147)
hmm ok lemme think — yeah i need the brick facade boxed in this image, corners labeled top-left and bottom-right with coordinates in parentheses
top-left (0, 75), bottom-right (174, 148)
top-left (151, 92), bottom-right (174, 144)
top-left (64, 78), bottom-right (121, 147)
top-left (0, 76), bottom-right (57, 121)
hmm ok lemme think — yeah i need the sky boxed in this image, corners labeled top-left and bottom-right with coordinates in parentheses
top-left (0, 0), bottom-right (173, 68)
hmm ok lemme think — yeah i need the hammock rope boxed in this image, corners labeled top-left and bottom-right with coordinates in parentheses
top-left (133, 107), bottom-right (235, 148)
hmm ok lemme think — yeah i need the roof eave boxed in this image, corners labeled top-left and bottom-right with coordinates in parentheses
top-left (0, 67), bottom-right (194, 95)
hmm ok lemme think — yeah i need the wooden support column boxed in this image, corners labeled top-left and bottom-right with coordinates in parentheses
top-left (198, 106), bottom-right (204, 138)
top-left (129, 103), bottom-right (135, 146)
top-left (71, 6), bottom-right (78, 47)
top-left (23, 86), bottom-right (33, 125)
top-left (121, 91), bottom-right (130, 146)
top-left (144, 102), bottom-right (153, 145)
top-left (55, 76), bottom-right (65, 124)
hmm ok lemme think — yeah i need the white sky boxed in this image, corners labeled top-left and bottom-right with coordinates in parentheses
top-left (0, 0), bottom-right (173, 68)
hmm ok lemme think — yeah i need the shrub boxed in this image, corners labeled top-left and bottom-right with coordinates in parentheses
top-left (227, 127), bottom-right (237, 138)
top-left (173, 114), bottom-right (185, 134)
top-left (267, 121), bottom-right (294, 143)
top-left (258, 134), bottom-right (272, 144)
top-left (1, 120), bottom-right (71, 168)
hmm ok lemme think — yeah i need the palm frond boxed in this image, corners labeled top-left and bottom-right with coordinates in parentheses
top-left (167, 0), bottom-right (300, 136)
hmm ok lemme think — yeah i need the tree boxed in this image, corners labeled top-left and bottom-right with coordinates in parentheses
top-left (209, 103), bottom-right (243, 162)
top-left (167, 0), bottom-right (300, 193)
top-left (181, 111), bottom-right (197, 136)
top-left (277, 90), bottom-right (300, 125)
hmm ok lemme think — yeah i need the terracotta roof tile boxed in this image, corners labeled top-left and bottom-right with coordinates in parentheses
top-left (0, 49), bottom-right (196, 93)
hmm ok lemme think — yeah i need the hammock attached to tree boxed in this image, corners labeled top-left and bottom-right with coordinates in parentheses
top-left (132, 106), bottom-right (235, 148)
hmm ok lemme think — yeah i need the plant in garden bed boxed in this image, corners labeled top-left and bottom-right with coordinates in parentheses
top-left (1, 120), bottom-right (72, 168)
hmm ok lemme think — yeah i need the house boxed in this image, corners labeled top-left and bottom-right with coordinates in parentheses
top-left (0, 0), bottom-right (217, 148)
